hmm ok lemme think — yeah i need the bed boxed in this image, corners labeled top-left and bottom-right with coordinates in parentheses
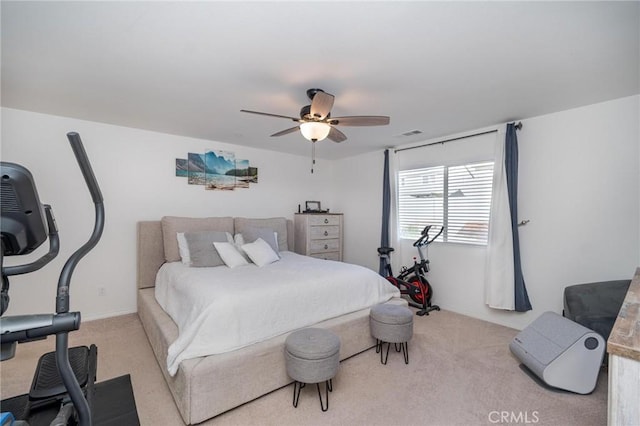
top-left (136, 216), bottom-right (404, 425)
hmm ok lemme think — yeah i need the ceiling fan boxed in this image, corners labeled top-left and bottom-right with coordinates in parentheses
top-left (240, 88), bottom-right (390, 143)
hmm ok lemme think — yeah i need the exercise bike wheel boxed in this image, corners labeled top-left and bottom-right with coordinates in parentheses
top-left (407, 276), bottom-right (429, 305)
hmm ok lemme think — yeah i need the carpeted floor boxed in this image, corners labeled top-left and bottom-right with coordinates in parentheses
top-left (0, 309), bottom-right (607, 425)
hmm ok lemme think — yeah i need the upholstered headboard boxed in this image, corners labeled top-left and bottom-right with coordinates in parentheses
top-left (136, 218), bottom-right (295, 289)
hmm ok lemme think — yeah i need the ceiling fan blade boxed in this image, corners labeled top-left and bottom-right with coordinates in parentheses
top-left (310, 91), bottom-right (334, 120)
top-left (327, 127), bottom-right (347, 143)
top-left (328, 116), bottom-right (390, 126)
top-left (270, 126), bottom-right (300, 137)
top-left (241, 109), bottom-right (300, 122)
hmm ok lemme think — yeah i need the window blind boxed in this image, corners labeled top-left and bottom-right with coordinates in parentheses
top-left (398, 161), bottom-right (494, 245)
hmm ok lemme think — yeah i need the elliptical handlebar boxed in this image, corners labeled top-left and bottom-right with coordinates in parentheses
top-left (2, 206), bottom-right (59, 278)
top-left (56, 133), bottom-right (105, 315)
top-left (56, 132), bottom-right (104, 426)
top-left (67, 132), bottom-right (103, 204)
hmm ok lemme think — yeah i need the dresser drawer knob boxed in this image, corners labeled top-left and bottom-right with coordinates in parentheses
top-left (324, 231), bottom-right (328, 236)
top-left (324, 244), bottom-right (328, 250)
top-left (324, 218), bottom-right (329, 224)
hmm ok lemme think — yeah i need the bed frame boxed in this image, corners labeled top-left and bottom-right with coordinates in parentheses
top-left (136, 219), bottom-right (403, 425)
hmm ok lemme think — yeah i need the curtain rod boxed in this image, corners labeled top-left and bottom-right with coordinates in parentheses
top-left (394, 121), bottom-right (522, 153)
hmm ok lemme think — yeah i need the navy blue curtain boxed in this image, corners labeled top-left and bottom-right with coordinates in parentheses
top-left (505, 123), bottom-right (532, 312)
top-left (379, 149), bottom-right (391, 276)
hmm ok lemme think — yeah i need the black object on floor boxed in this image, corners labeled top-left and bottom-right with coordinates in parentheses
top-left (1, 375), bottom-right (140, 426)
top-left (91, 375), bottom-right (140, 426)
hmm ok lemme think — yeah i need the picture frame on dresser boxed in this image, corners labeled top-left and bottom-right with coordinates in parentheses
top-left (304, 201), bottom-right (322, 212)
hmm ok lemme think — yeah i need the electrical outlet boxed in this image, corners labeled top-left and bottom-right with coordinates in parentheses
top-left (98, 287), bottom-right (106, 297)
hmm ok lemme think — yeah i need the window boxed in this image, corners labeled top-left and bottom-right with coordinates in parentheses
top-left (398, 161), bottom-right (494, 245)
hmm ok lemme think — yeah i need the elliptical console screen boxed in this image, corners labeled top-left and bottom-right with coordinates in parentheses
top-left (1, 162), bottom-right (48, 256)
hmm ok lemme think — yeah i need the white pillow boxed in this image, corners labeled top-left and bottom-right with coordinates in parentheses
top-left (213, 242), bottom-right (249, 268)
top-left (241, 238), bottom-right (280, 267)
top-left (176, 233), bottom-right (190, 265)
top-left (234, 231), bottom-right (279, 257)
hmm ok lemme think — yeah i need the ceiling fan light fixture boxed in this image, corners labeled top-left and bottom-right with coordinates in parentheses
top-left (299, 122), bottom-right (331, 142)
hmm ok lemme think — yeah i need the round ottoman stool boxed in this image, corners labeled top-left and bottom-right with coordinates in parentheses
top-left (284, 328), bottom-right (341, 412)
top-left (370, 304), bottom-right (413, 365)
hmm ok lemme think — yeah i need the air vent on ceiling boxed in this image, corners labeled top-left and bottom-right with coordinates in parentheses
top-left (396, 130), bottom-right (423, 137)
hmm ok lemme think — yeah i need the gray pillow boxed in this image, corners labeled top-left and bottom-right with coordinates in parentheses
top-left (161, 216), bottom-right (234, 262)
top-left (234, 217), bottom-right (288, 251)
top-left (183, 231), bottom-right (230, 267)
top-left (241, 227), bottom-right (279, 255)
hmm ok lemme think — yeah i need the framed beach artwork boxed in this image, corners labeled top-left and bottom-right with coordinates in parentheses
top-left (234, 159), bottom-right (250, 188)
top-left (187, 153), bottom-right (206, 185)
top-left (205, 150), bottom-right (236, 191)
top-left (175, 159), bottom-right (188, 177)
top-left (176, 149), bottom-right (257, 191)
top-left (248, 166), bottom-right (258, 183)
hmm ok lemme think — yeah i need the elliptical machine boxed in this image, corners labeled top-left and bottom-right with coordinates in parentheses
top-left (378, 225), bottom-right (443, 316)
top-left (0, 133), bottom-right (139, 425)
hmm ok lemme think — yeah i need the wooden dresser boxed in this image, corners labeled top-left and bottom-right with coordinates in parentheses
top-left (294, 213), bottom-right (343, 261)
top-left (607, 267), bottom-right (640, 425)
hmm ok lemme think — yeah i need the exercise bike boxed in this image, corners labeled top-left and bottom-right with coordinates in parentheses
top-left (1, 133), bottom-right (139, 425)
top-left (378, 225), bottom-right (443, 316)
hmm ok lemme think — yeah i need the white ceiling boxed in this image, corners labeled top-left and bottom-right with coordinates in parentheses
top-left (2, 1), bottom-right (639, 160)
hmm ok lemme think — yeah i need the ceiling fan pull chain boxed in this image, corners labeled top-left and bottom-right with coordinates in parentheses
top-left (311, 141), bottom-right (316, 173)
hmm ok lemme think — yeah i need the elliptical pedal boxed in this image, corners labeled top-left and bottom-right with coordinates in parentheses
top-left (30, 345), bottom-right (97, 402)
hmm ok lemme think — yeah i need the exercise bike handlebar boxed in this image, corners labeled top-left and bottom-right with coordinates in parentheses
top-left (413, 225), bottom-right (444, 247)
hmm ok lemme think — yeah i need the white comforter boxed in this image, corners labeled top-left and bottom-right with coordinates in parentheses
top-left (155, 251), bottom-right (400, 376)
